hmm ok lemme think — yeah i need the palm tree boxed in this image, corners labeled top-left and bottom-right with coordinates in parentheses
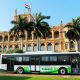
top-left (27, 12), bottom-right (51, 51)
top-left (10, 15), bottom-right (31, 51)
top-left (65, 17), bottom-right (80, 52)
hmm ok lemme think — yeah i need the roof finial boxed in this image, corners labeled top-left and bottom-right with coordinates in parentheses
top-left (60, 20), bottom-right (63, 26)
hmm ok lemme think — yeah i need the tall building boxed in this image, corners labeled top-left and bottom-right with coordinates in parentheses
top-left (0, 10), bottom-right (77, 53)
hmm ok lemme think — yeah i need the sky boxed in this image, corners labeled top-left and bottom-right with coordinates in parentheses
top-left (0, 0), bottom-right (80, 31)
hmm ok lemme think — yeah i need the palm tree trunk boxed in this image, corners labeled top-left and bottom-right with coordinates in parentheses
top-left (37, 37), bottom-right (40, 51)
top-left (76, 40), bottom-right (78, 52)
top-left (20, 38), bottom-right (23, 51)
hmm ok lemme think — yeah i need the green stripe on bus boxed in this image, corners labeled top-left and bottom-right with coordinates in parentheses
top-left (67, 66), bottom-right (71, 73)
top-left (52, 67), bottom-right (58, 74)
top-left (23, 66), bottom-right (30, 73)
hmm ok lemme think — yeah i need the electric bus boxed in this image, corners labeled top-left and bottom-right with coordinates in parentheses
top-left (0, 51), bottom-right (80, 74)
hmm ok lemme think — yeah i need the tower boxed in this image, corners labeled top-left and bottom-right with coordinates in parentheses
top-left (14, 9), bottom-right (18, 21)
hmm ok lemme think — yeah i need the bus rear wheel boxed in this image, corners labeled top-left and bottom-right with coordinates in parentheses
top-left (16, 67), bottom-right (24, 74)
top-left (59, 68), bottom-right (67, 75)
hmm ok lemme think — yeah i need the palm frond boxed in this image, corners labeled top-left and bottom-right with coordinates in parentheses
top-left (11, 21), bottom-right (17, 24)
top-left (10, 15), bottom-right (29, 38)
top-left (65, 22), bottom-right (73, 28)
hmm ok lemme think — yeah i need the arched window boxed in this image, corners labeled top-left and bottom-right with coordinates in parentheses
top-left (4, 35), bottom-right (8, 41)
top-left (48, 32), bottom-right (52, 38)
top-left (70, 41), bottom-right (74, 49)
top-left (54, 43), bottom-right (59, 52)
top-left (47, 43), bottom-right (52, 51)
top-left (10, 36), bottom-right (14, 41)
top-left (0, 36), bottom-right (3, 42)
top-left (9, 45), bottom-right (13, 49)
top-left (0, 46), bottom-right (2, 52)
top-left (23, 35), bottom-right (25, 40)
top-left (15, 45), bottom-right (19, 48)
top-left (23, 44), bottom-right (26, 51)
top-left (40, 44), bottom-right (45, 51)
top-left (28, 34), bottom-right (32, 40)
top-left (65, 42), bottom-right (68, 49)
top-left (27, 44), bottom-right (32, 52)
top-left (4, 46), bottom-right (7, 51)
top-left (54, 31), bottom-right (59, 38)
top-left (34, 44), bottom-right (37, 51)
top-left (15, 36), bottom-right (19, 41)
top-left (34, 33), bottom-right (37, 39)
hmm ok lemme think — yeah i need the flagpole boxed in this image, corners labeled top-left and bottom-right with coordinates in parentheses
top-left (28, 8), bottom-right (31, 14)
top-left (24, 4), bottom-right (31, 14)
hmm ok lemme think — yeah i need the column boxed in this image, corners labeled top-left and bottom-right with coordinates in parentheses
top-left (52, 41), bottom-right (54, 52)
top-left (45, 43), bottom-right (47, 51)
top-left (52, 30), bottom-right (54, 39)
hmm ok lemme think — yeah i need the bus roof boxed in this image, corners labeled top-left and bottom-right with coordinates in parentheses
top-left (1, 51), bottom-right (80, 56)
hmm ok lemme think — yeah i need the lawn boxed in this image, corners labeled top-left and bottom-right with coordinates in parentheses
top-left (0, 76), bottom-right (80, 80)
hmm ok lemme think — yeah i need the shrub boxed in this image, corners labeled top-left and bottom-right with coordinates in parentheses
top-left (4, 48), bottom-right (23, 54)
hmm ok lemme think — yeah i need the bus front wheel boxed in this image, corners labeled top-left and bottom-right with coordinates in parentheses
top-left (59, 68), bottom-right (67, 75)
top-left (16, 67), bottom-right (24, 74)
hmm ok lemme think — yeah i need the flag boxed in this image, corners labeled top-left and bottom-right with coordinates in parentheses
top-left (24, 4), bottom-right (30, 9)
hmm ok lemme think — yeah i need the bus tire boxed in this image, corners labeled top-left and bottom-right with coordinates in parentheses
top-left (59, 68), bottom-right (67, 75)
top-left (16, 67), bottom-right (24, 74)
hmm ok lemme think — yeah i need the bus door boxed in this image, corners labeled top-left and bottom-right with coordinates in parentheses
top-left (71, 56), bottom-right (79, 74)
top-left (71, 56), bottom-right (79, 68)
top-left (7, 57), bottom-right (14, 71)
top-left (30, 56), bottom-right (40, 72)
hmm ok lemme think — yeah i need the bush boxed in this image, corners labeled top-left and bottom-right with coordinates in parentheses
top-left (4, 48), bottom-right (23, 54)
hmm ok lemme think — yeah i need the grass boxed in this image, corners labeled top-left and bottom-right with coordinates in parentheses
top-left (0, 76), bottom-right (80, 80)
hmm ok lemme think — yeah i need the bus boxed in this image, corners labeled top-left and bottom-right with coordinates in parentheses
top-left (0, 51), bottom-right (80, 75)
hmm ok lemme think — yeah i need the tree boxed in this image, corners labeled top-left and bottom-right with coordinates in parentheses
top-left (27, 12), bottom-right (51, 51)
top-left (65, 17), bottom-right (80, 51)
top-left (10, 15), bottom-right (31, 51)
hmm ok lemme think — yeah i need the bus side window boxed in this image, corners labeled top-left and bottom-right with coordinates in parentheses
top-left (23, 56), bottom-right (30, 65)
top-left (58, 56), bottom-right (70, 64)
top-left (15, 56), bottom-right (22, 65)
top-left (50, 56), bottom-right (57, 62)
top-left (41, 56), bottom-right (49, 62)
top-left (41, 56), bottom-right (49, 65)
top-left (2, 56), bottom-right (7, 64)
